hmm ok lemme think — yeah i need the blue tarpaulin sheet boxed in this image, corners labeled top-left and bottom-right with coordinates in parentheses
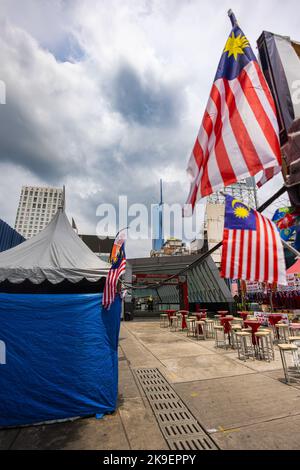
top-left (0, 219), bottom-right (25, 253)
top-left (0, 293), bottom-right (121, 427)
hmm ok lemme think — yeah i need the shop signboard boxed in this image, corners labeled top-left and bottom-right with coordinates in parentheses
top-left (253, 312), bottom-right (289, 325)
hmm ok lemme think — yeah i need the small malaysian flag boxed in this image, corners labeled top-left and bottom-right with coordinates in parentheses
top-left (221, 195), bottom-right (287, 286)
top-left (102, 235), bottom-right (126, 310)
top-left (186, 12), bottom-right (281, 211)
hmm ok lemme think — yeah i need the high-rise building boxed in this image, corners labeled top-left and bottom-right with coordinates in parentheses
top-left (151, 238), bottom-right (190, 258)
top-left (207, 178), bottom-right (258, 208)
top-left (151, 179), bottom-right (165, 254)
top-left (15, 186), bottom-right (63, 238)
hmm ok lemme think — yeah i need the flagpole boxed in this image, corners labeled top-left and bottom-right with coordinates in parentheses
top-left (281, 239), bottom-right (300, 258)
top-left (227, 9), bottom-right (238, 27)
top-left (115, 226), bottom-right (129, 240)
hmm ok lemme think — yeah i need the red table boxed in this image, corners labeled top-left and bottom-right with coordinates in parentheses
top-left (220, 316), bottom-right (233, 334)
top-left (268, 314), bottom-right (283, 327)
top-left (244, 320), bottom-right (262, 345)
top-left (196, 307), bottom-right (208, 313)
top-left (165, 310), bottom-right (177, 326)
top-left (179, 311), bottom-right (189, 329)
top-left (268, 314), bottom-right (285, 340)
top-left (238, 312), bottom-right (249, 327)
top-left (239, 312), bottom-right (249, 320)
top-left (220, 316), bottom-right (233, 345)
top-left (218, 311), bottom-right (229, 318)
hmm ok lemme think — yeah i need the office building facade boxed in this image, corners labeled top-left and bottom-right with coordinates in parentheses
top-left (15, 186), bottom-right (63, 238)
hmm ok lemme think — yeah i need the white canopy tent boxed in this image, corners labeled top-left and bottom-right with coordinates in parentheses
top-left (0, 209), bottom-right (109, 284)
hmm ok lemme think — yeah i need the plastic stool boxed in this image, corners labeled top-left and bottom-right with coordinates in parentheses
top-left (186, 319), bottom-right (196, 338)
top-left (160, 314), bottom-right (168, 328)
top-left (170, 316), bottom-right (179, 332)
top-left (276, 324), bottom-right (290, 343)
top-left (214, 326), bottom-right (227, 349)
top-left (231, 325), bottom-right (242, 349)
top-left (235, 332), bottom-right (255, 361)
top-left (255, 332), bottom-right (272, 362)
top-left (195, 321), bottom-right (206, 340)
top-left (278, 343), bottom-right (300, 383)
top-left (204, 319), bottom-right (214, 338)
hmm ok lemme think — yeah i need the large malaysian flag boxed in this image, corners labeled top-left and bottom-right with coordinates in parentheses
top-left (186, 12), bottom-right (281, 211)
top-left (220, 195), bottom-right (286, 286)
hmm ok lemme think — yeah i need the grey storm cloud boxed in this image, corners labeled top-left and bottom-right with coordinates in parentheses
top-left (0, 101), bottom-right (66, 180)
top-left (0, 0), bottom-right (299, 258)
top-left (109, 63), bottom-right (183, 127)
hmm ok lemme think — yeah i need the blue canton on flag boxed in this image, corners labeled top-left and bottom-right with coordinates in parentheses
top-left (221, 195), bottom-right (286, 285)
top-left (224, 196), bottom-right (256, 231)
top-left (215, 27), bottom-right (256, 81)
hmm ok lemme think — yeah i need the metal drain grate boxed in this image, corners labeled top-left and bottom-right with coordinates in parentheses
top-left (170, 436), bottom-right (217, 451)
top-left (135, 368), bottom-right (218, 451)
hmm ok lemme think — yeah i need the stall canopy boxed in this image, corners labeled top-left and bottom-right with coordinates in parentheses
top-left (0, 208), bottom-right (109, 284)
top-left (0, 209), bottom-right (121, 428)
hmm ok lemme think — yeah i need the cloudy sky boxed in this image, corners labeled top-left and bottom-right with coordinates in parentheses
top-left (0, 0), bottom-right (298, 257)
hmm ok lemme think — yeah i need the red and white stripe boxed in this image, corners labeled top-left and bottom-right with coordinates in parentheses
top-left (186, 61), bottom-right (281, 209)
top-left (102, 259), bottom-right (126, 309)
top-left (220, 212), bottom-right (286, 286)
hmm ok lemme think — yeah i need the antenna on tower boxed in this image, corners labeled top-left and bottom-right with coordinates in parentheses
top-left (160, 179), bottom-right (163, 206)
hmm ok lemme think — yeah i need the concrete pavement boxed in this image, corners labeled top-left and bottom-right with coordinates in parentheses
top-left (1, 319), bottom-right (300, 450)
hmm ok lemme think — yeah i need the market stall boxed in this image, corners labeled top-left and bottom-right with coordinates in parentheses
top-left (0, 209), bottom-right (121, 428)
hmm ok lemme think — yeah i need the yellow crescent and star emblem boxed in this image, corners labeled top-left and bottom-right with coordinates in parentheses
top-left (224, 32), bottom-right (250, 61)
top-left (232, 199), bottom-right (250, 220)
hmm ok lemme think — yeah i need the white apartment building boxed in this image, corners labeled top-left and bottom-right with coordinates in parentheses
top-left (15, 186), bottom-right (63, 239)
